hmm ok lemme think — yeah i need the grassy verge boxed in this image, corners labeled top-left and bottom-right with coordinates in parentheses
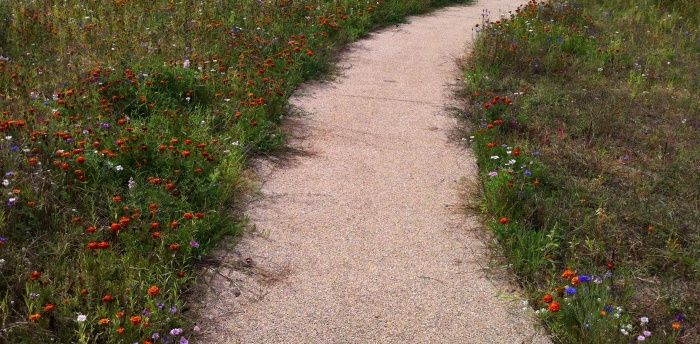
top-left (0, 1), bottom-right (467, 342)
top-left (462, 0), bottom-right (698, 342)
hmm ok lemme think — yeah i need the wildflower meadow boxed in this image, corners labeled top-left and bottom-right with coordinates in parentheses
top-left (0, 1), bottom-right (468, 342)
top-left (464, 0), bottom-right (698, 342)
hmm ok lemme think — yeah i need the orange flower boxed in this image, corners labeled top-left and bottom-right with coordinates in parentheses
top-left (130, 315), bottom-right (141, 326)
top-left (116, 311), bottom-right (125, 318)
top-left (150, 222), bottom-right (161, 229)
top-left (542, 294), bottom-right (553, 304)
top-left (110, 223), bottom-right (122, 233)
top-left (571, 276), bottom-right (580, 286)
top-left (672, 322), bottom-right (682, 331)
top-left (169, 243), bottom-right (181, 251)
top-left (102, 294), bottom-right (114, 303)
top-left (195, 212), bottom-right (205, 219)
top-left (548, 302), bottom-right (560, 312)
top-left (43, 303), bottom-right (55, 312)
top-left (561, 269), bottom-right (576, 280)
top-left (112, 195), bottom-right (123, 203)
top-left (116, 327), bottom-right (125, 334)
top-left (152, 231), bottom-right (162, 239)
top-left (86, 226), bottom-right (97, 234)
top-left (180, 150), bottom-right (191, 158)
top-left (183, 212), bottom-right (194, 220)
top-left (76, 156), bottom-right (86, 164)
top-left (147, 285), bottom-right (160, 297)
top-left (98, 318), bottom-right (110, 325)
top-left (170, 220), bottom-right (179, 229)
top-left (30, 271), bottom-right (42, 281)
top-left (28, 313), bottom-right (41, 321)
top-left (499, 217), bottom-right (509, 225)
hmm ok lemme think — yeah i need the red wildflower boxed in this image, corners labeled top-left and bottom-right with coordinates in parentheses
top-left (110, 223), bottom-right (122, 233)
top-left (543, 294), bottom-right (553, 304)
top-left (28, 313), bottom-right (41, 321)
top-left (183, 212), bottom-right (194, 220)
top-left (499, 217), bottom-right (509, 225)
top-left (562, 269), bottom-right (576, 280)
top-left (130, 315), bottom-right (141, 326)
top-left (43, 303), bottom-right (55, 312)
top-left (147, 285), bottom-right (160, 297)
top-left (548, 302), bottom-right (560, 312)
top-left (102, 294), bottom-right (114, 303)
top-left (30, 271), bottom-right (42, 281)
top-left (76, 156), bottom-right (86, 164)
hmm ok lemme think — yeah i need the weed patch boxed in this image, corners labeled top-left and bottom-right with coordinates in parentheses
top-left (0, 0), bottom-right (468, 342)
top-left (463, 0), bottom-right (699, 342)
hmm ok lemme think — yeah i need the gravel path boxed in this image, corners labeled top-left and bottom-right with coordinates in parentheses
top-left (198, 1), bottom-right (549, 343)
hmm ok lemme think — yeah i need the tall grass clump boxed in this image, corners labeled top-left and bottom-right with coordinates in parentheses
top-left (463, 0), bottom-right (698, 342)
top-left (0, 0), bottom-right (468, 343)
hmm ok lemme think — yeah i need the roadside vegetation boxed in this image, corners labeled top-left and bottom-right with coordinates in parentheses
top-left (0, 1), bottom-right (468, 342)
top-left (463, 0), bottom-right (698, 342)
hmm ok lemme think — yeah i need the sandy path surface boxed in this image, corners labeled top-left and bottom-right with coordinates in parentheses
top-left (198, 1), bottom-right (549, 343)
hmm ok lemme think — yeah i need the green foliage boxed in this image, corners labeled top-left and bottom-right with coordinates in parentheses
top-left (464, 0), bottom-right (698, 342)
top-left (0, 0), bottom-right (468, 343)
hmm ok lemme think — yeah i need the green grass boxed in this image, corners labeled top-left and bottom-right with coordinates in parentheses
top-left (0, 0), bottom-right (468, 342)
top-left (463, 0), bottom-right (698, 342)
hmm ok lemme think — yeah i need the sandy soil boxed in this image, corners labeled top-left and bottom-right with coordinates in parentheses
top-left (196, 1), bottom-right (550, 343)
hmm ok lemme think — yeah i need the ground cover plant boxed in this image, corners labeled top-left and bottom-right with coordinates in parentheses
top-left (463, 0), bottom-right (698, 342)
top-left (0, 1), bottom-right (469, 342)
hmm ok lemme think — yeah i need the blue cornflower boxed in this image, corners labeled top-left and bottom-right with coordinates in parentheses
top-left (578, 275), bottom-right (592, 283)
top-left (565, 286), bottom-right (577, 295)
top-left (524, 169), bottom-right (532, 177)
top-left (0, 236), bottom-right (7, 245)
top-left (169, 306), bottom-right (177, 314)
top-left (604, 305), bottom-right (614, 313)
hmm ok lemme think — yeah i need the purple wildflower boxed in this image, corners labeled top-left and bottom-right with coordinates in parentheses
top-left (170, 328), bottom-right (183, 336)
top-left (565, 286), bottom-right (577, 295)
top-left (189, 240), bottom-right (199, 248)
top-left (179, 337), bottom-right (189, 344)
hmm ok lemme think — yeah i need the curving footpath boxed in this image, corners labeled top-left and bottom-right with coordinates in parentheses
top-left (198, 1), bottom-right (549, 343)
